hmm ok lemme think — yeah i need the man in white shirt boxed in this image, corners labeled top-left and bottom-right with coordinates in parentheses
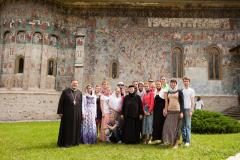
top-left (182, 77), bottom-right (195, 147)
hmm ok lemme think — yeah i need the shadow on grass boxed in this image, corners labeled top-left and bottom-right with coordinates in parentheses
top-left (120, 144), bottom-right (171, 150)
top-left (84, 143), bottom-right (171, 150)
top-left (17, 142), bottom-right (170, 151)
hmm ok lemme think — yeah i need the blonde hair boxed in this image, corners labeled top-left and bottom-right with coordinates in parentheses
top-left (95, 84), bottom-right (101, 88)
top-left (144, 81), bottom-right (149, 86)
top-left (85, 84), bottom-right (92, 89)
top-left (102, 80), bottom-right (109, 85)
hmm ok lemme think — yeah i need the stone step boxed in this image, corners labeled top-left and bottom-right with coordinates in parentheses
top-left (222, 106), bottom-right (240, 120)
top-left (223, 115), bottom-right (240, 120)
top-left (225, 110), bottom-right (240, 113)
top-left (227, 117), bottom-right (240, 120)
top-left (224, 114), bottom-right (240, 117)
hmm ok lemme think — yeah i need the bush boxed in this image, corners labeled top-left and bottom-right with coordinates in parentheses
top-left (192, 110), bottom-right (240, 134)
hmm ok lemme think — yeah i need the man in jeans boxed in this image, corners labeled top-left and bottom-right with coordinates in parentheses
top-left (182, 77), bottom-right (195, 147)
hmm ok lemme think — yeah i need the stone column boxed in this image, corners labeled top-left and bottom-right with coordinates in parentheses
top-left (74, 28), bottom-right (86, 90)
top-left (22, 43), bottom-right (31, 90)
top-left (39, 45), bottom-right (48, 90)
top-left (0, 41), bottom-right (3, 87)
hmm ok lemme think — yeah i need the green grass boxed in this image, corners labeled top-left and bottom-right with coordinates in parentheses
top-left (0, 122), bottom-right (239, 160)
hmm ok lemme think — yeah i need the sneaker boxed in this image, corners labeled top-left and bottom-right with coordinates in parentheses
top-left (173, 145), bottom-right (178, 149)
top-left (118, 140), bottom-right (122, 144)
top-left (184, 143), bottom-right (190, 147)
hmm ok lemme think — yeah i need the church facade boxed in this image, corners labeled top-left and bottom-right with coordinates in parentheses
top-left (0, 0), bottom-right (239, 120)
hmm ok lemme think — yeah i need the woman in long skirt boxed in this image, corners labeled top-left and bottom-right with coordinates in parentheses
top-left (82, 84), bottom-right (97, 144)
top-left (162, 79), bottom-right (184, 148)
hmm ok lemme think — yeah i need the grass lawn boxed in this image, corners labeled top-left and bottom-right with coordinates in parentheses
top-left (0, 122), bottom-right (239, 160)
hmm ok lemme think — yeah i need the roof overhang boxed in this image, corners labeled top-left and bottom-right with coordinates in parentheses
top-left (54, 0), bottom-right (240, 9)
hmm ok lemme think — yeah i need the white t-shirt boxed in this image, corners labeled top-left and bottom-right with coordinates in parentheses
top-left (195, 100), bottom-right (204, 110)
top-left (101, 95), bottom-right (110, 115)
top-left (109, 94), bottom-right (122, 112)
top-left (182, 87), bottom-right (195, 109)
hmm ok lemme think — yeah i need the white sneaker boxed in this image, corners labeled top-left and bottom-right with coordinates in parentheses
top-left (184, 143), bottom-right (190, 147)
top-left (173, 145), bottom-right (178, 149)
top-left (118, 140), bottom-right (122, 144)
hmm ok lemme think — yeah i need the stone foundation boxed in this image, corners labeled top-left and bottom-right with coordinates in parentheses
top-left (0, 90), bottom-right (60, 121)
top-left (200, 95), bottom-right (238, 112)
top-left (0, 90), bottom-right (238, 121)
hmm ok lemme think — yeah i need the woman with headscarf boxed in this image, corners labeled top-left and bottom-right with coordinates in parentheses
top-left (162, 79), bottom-right (184, 148)
top-left (81, 84), bottom-right (97, 144)
top-left (109, 87), bottom-right (122, 122)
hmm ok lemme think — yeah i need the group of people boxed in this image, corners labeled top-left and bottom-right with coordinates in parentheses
top-left (57, 76), bottom-right (199, 149)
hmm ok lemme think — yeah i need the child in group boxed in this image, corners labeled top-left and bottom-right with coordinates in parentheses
top-left (195, 96), bottom-right (204, 110)
top-left (105, 114), bottom-right (122, 143)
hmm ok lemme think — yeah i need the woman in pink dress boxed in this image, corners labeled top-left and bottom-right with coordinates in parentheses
top-left (100, 86), bottom-right (111, 142)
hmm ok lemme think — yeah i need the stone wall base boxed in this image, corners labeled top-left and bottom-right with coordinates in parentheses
top-left (198, 95), bottom-right (238, 112)
top-left (0, 91), bottom-right (238, 121)
top-left (0, 91), bottom-right (60, 121)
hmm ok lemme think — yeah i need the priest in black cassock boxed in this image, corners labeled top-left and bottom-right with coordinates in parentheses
top-left (121, 85), bottom-right (143, 144)
top-left (57, 80), bottom-right (83, 147)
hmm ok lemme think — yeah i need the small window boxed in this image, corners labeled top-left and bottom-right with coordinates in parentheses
top-left (15, 56), bottom-right (24, 73)
top-left (172, 47), bottom-right (184, 78)
top-left (110, 60), bottom-right (119, 79)
top-left (208, 46), bottom-right (221, 80)
top-left (47, 59), bottom-right (56, 76)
